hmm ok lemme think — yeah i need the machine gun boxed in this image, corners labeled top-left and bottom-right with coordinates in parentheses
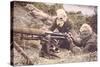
top-left (12, 27), bottom-right (71, 58)
top-left (13, 27), bottom-right (69, 44)
top-left (21, 32), bottom-right (67, 40)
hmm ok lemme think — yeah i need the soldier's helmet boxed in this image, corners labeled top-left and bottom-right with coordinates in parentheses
top-left (79, 23), bottom-right (92, 39)
top-left (56, 9), bottom-right (68, 27)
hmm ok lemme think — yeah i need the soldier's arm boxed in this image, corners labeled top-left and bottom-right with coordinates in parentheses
top-left (69, 34), bottom-right (82, 47)
top-left (66, 19), bottom-right (82, 47)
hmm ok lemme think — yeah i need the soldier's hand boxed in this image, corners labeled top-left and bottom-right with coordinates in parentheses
top-left (65, 32), bottom-right (73, 43)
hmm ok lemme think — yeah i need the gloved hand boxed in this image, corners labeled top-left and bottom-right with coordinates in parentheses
top-left (65, 32), bottom-right (73, 43)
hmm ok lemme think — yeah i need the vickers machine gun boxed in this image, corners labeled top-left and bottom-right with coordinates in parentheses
top-left (12, 27), bottom-right (71, 58)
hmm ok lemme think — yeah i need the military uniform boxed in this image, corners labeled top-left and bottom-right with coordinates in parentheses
top-left (73, 24), bottom-right (97, 53)
top-left (81, 32), bottom-right (97, 53)
top-left (49, 18), bottom-right (73, 50)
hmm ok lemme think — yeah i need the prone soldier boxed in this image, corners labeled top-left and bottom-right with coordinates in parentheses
top-left (70, 23), bottom-right (97, 53)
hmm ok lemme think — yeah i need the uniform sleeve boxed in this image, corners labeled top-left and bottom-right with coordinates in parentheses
top-left (67, 19), bottom-right (82, 47)
top-left (83, 42), bottom-right (97, 53)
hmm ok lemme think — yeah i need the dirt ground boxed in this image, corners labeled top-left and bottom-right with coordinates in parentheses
top-left (13, 40), bottom-right (97, 65)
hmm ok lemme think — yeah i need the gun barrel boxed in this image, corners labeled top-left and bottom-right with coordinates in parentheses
top-left (50, 36), bottom-right (65, 40)
top-left (22, 36), bottom-right (41, 40)
top-left (46, 32), bottom-right (66, 36)
top-left (12, 27), bottom-right (67, 40)
top-left (22, 35), bottom-right (65, 40)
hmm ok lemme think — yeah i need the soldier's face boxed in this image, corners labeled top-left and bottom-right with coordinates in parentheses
top-left (79, 30), bottom-right (91, 39)
top-left (56, 15), bottom-right (68, 27)
top-left (56, 9), bottom-right (68, 27)
top-left (79, 24), bottom-right (92, 39)
top-left (56, 18), bottom-right (64, 27)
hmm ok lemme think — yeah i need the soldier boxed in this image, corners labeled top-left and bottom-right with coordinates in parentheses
top-left (71, 23), bottom-right (97, 53)
top-left (49, 9), bottom-right (74, 50)
top-left (40, 9), bottom-right (76, 58)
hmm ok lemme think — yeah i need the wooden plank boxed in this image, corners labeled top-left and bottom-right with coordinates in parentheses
top-left (13, 27), bottom-right (45, 35)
